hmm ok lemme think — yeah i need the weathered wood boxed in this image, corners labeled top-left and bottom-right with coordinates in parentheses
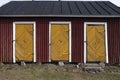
top-left (83, 63), bottom-right (105, 72)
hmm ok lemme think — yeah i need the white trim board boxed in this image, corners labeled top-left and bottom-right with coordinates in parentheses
top-left (84, 22), bottom-right (108, 63)
top-left (13, 22), bottom-right (36, 63)
top-left (49, 21), bottom-right (72, 62)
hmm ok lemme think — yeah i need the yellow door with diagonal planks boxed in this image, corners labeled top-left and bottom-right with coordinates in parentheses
top-left (51, 24), bottom-right (69, 61)
top-left (86, 25), bottom-right (105, 62)
top-left (15, 24), bottom-right (33, 61)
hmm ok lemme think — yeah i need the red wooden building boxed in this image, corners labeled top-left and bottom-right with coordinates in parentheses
top-left (0, 1), bottom-right (120, 64)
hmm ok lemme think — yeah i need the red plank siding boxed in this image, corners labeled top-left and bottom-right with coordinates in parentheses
top-left (0, 17), bottom-right (120, 64)
top-left (0, 18), bottom-right (13, 62)
top-left (36, 18), bottom-right (49, 62)
top-left (107, 18), bottom-right (120, 64)
top-left (71, 18), bottom-right (84, 62)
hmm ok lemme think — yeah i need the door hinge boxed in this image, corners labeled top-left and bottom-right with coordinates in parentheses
top-left (49, 43), bottom-right (51, 46)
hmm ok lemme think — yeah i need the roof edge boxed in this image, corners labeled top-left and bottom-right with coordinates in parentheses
top-left (0, 15), bottom-right (120, 18)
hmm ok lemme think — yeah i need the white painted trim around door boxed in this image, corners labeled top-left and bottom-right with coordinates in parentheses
top-left (84, 22), bottom-right (108, 63)
top-left (13, 22), bottom-right (36, 63)
top-left (49, 21), bottom-right (72, 62)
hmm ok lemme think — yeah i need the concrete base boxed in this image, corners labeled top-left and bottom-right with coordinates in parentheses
top-left (58, 61), bottom-right (64, 66)
top-left (0, 62), bottom-right (4, 66)
top-left (76, 63), bottom-right (84, 68)
top-left (20, 61), bottom-right (26, 66)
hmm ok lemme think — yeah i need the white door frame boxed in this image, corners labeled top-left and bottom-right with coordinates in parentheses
top-left (49, 21), bottom-right (72, 62)
top-left (13, 22), bottom-right (36, 63)
top-left (84, 22), bottom-right (108, 63)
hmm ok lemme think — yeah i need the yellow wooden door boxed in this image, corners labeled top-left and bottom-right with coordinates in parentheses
top-left (51, 24), bottom-right (69, 61)
top-left (86, 25), bottom-right (105, 62)
top-left (15, 24), bottom-right (33, 61)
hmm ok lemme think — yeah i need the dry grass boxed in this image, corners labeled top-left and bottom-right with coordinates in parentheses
top-left (0, 63), bottom-right (120, 80)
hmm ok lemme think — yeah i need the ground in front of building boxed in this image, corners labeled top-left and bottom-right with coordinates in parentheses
top-left (0, 63), bottom-right (120, 80)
